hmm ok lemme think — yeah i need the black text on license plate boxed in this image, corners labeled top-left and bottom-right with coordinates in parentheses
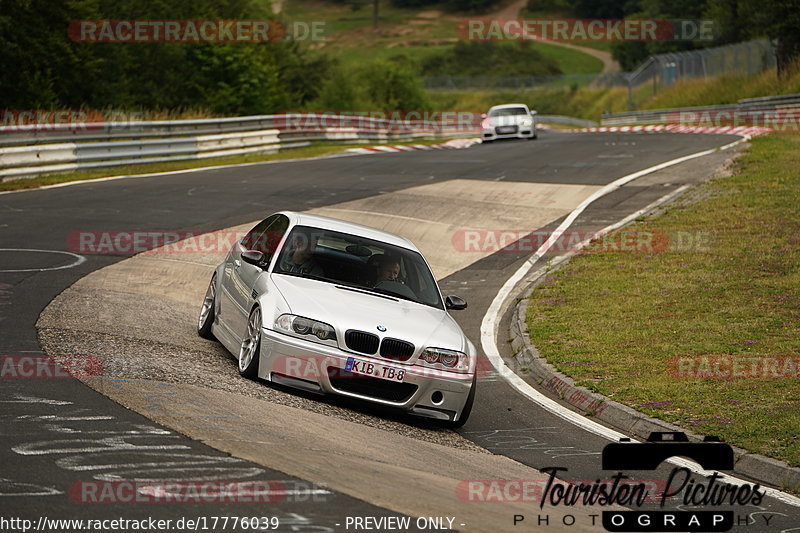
top-left (345, 357), bottom-right (405, 382)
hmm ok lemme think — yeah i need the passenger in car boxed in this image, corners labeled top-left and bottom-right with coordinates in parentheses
top-left (280, 231), bottom-right (324, 276)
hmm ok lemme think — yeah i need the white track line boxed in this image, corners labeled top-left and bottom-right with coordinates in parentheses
top-left (479, 134), bottom-right (800, 507)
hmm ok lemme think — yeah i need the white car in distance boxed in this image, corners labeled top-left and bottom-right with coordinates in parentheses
top-left (481, 103), bottom-right (538, 142)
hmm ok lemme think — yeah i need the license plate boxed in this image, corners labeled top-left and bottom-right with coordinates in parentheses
top-left (344, 357), bottom-right (405, 382)
top-left (496, 126), bottom-right (517, 134)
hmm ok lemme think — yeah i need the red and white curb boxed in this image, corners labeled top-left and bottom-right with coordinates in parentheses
top-left (345, 124), bottom-right (773, 156)
top-left (571, 124), bottom-right (772, 136)
top-left (346, 138), bottom-right (481, 154)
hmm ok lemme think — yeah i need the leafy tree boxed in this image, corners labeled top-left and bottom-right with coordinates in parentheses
top-left (738, 0), bottom-right (800, 76)
top-left (0, 0), bottom-right (103, 108)
top-left (310, 66), bottom-right (361, 110)
top-left (0, 0), bottom-right (333, 112)
top-left (354, 60), bottom-right (430, 110)
top-left (567, 0), bottom-right (632, 18)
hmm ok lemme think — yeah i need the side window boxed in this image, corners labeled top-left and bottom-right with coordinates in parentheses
top-left (242, 215), bottom-right (277, 250)
top-left (251, 214), bottom-right (289, 258)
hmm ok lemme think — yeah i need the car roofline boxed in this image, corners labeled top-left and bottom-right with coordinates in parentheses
top-left (277, 211), bottom-right (420, 252)
top-left (488, 103), bottom-right (531, 111)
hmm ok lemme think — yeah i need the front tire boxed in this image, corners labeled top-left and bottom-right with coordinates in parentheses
top-left (197, 274), bottom-right (217, 340)
top-left (238, 307), bottom-right (262, 379)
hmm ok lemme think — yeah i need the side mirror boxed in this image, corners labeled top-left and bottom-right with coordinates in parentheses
top-left (481, 113), bottom-right (487, 119)
top-left (530, 110), bottom-right (538, 117)
top-left (241, 250), bottom-right (266, 267)
top-left (445, 295), bottom-right (468, 310)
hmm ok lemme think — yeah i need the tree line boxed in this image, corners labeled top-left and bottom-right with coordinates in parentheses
top-left (0, 0), bottom-right (332, 113)
top-left (528, 0), bottom-right (800, 74)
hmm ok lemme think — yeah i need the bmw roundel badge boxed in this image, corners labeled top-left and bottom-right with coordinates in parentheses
top-left (377, 325), bottom-right (387, 332)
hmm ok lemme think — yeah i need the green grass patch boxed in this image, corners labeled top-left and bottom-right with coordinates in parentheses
top-left (637, 67), bottom-right (800, 110)
top-left (526, 132), bottom-right (800, 467)
top-left (0, 139), bottom-right (450, 193)
top-left (431, 86), bottom-right (628, 118)
top-left (285, 0), bottom-right (603, 77)
top-left (534, 41), bottom-right (604, 75)
top-left (432, 61), bottom-right (800, 122)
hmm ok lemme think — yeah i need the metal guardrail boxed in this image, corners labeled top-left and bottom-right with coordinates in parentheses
top-left (600, 93), bottom-right (800, 126)
top-left (537, 115), bottom-right (598, 128)
top-left (0, 114), bottom-right (480, 180)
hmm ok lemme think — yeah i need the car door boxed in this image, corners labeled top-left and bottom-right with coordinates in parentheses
top-left (225, 214), bottom-right (289, 338)
top-left (218, 216), bottom-right (272, 338)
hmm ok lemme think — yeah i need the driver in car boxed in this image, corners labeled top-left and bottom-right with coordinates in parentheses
top-left (280, 231), bottom-right (324, 276)
top-left (375, 255), bottom-right (401, 283)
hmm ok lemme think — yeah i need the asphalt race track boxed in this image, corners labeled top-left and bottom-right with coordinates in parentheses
top-left (2, 130), bottom-right (798, 532)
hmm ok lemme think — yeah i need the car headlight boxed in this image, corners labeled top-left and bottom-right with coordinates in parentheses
top-left (520, 119), bottom-right (532, 126)
top-left (275, 314), bottom-right (337, 345)
top-left (419, 347), bottom-right (470, 373)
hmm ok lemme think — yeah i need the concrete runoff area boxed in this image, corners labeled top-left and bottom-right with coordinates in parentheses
top-left (38, 178), bottom-right (612, 531)
top-left (310, 179), bottom-right (602, 278)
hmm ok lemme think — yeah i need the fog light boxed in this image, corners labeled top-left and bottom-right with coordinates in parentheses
top-left (431, 391), bottom-right (444, 405)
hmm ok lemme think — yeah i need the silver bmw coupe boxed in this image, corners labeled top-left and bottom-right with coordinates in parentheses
top-left (198, 211), bottom-right (477, 427)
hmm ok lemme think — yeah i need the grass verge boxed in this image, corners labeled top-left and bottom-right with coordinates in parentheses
top-left (0, 139), bottom-right (451, 193)
top-left (435, 61), bottom-right (800, 121)
top-left (526, 132), bottom-right (800, 467)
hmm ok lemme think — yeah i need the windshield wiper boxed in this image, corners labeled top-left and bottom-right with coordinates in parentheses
top-left (369, 287), bottom-right (419, 304)
top-left (278, 271), bottom-right (330, 283)
top-left (335, 285), bottom-right (398, 301)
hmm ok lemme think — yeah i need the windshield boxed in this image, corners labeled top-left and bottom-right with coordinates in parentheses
top-left (274, 225), bottom-right (443, 309)
top-left (488, 107), bottom-right (529, 117)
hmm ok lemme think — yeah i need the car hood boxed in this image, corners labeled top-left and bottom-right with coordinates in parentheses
top-left (271, 274), bottom-right (466, 353)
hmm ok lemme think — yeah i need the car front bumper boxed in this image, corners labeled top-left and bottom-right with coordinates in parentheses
top-left (259, 328), bottom-right (474, 422)
top-left (482, 125), bottom-right (536, 141)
